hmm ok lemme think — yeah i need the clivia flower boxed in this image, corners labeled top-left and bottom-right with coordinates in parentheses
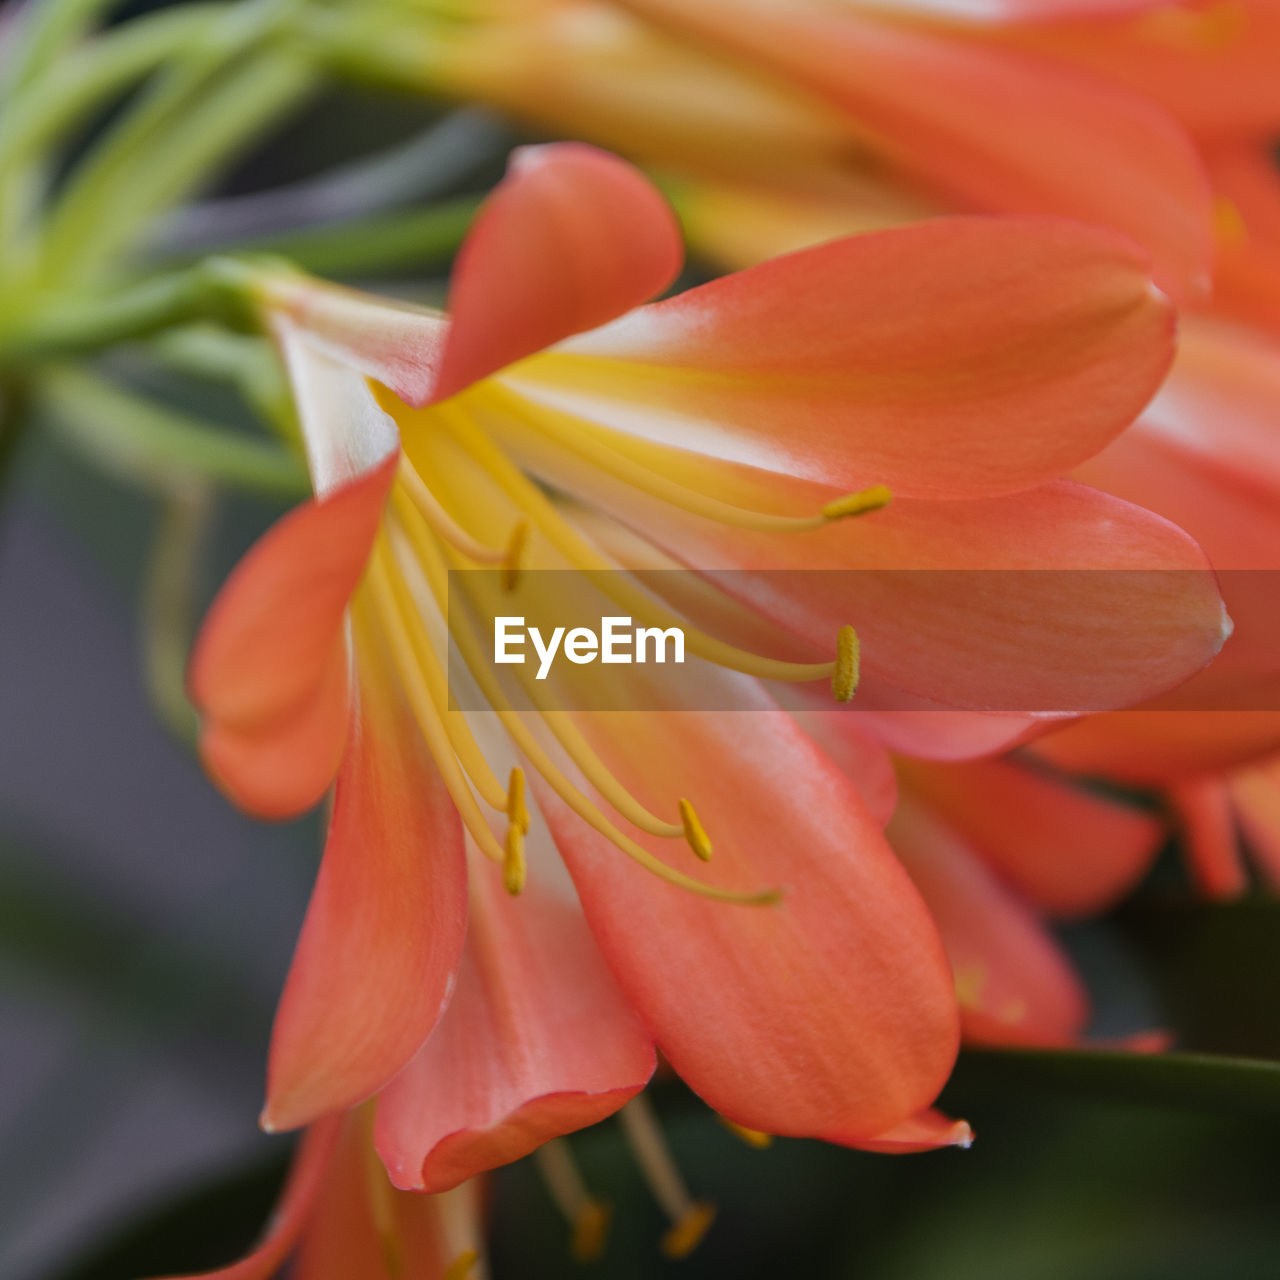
top-left (188, 142), bottom-right (1226, 1204)
top-left (154, 1115), bottom-right (488, 1280)
top-left (389, 0), bottom-right (1221, 300)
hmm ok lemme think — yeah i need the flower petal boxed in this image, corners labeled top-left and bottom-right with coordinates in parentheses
top-left (1169, 776), bottom-right (1249, 899)
top-left (149, 1118), bottom-right (341, 1280)
top-left (1034, 710), bottom-right (1280, 781)
top-left (535, 686), bottom-right (960, 1142)
top-left (898, 756), bottom-right (1164, 916)
top-left (616, 0), bottom-right (1212, 297)
top-left (432, 142), bottom-right (682, 403)
top-left (890, 796), bottom-right (1091, 1047)
top-left (989, 1), bottom-right (1280, 139)
top-left (188, 454), bottom-right (396, 818)
top-left (830, 1108), bottom-right (973, 1155)
top-left (374, 860), bottom-right (655, 1193)
top-left (263, 614), bottom-right (468, 1132)
top-left (507, 216), bottom-right (1176, 499)
top-left (479, 395), bottom-right (1228, 715)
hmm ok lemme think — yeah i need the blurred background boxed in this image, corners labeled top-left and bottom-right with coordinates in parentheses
top-left (2, 2), bottom-right (1280, 1276)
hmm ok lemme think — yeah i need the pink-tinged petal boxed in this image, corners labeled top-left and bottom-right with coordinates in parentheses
top-left (375, 862), bottom-right (655, 1193)
top-left (292, 1115), bottom-right (482, 1280)
top-left (989, 1), bottom-right (1280, 139)
top-left (188, 455), bottom-right (396, 818)
top-left (511, 217), bottom-right (1176, 500)
top-left (432, 143), bottom-right (682, 404)
top-left (1230, 761), bottom-right (1280, 888)
top-left (615, 0), bottom-right (1212, 297)
top-left (150, 1118), bottom-right (340, 1280)
top-left (1168, 777), bottom-right (1249, 899)
top-left (1075, 316), bottom-right (1280, 570)
top-left (1034, 710), bottom-right (1280, 781)
top-left (272, 323), bottom-right (401, 498)
top-left (790, 708), bottom-right (898, 825)
top-left (260, 275), bottom-right (448, 410)
top-left (899, 756), bottom-right (1164, 916)
top-left (264, 615), bottom-right (468, 1132)
top-left (199, 644), bottom-right (350, 821)
top-left (1208, 145), bottom-right (1280, 336)
top-left (484, 399), bottom-right (1228, 715)
top-left (890, 797), bottom-right (1091, 1048)
top-left (829, 1108), bottom-right (973, 1155)
top-left (535, 687), bottom-right (960, 1142)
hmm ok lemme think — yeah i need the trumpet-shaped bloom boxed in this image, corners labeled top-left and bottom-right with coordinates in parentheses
top-left (190, 144), bottom-right (1226, 1182)
top-left (893, 755), bottom-right (1165, 1046)
top-left (410, 0), bottom-right (1215, 298)
top-left (150, 1115), bottom-right (487, 1280)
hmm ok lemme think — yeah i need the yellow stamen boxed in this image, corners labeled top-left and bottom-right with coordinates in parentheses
top-left (821, 484), bottom-right (893, 520)
top-left (1214, 195), bottom-right (1247, 246)
top-left (619, 1095), bottom-right (716, 1260)
top-left (507, 765), bottom-right (530, 834)
top-left (381, 501), bottom-right (510, 813)
top-left (503, 518), bottom-right (528, 592)
top-left (571, 1200), bottom-right (613, 1264)
top-left (364, 548), bottom-right (507, 865)
top-left (388, 487), bottom-right (781, 906)
top-left (662, 1203), bottom-right (718, 1260)
top-left (436, 400), bottom-right (837, 687)
top-left (679, 798), bottom-right (713, 862)
top-left (361, 1106), bottom-right (403, 1279)
top-left (719, 1118), bottom-right (774, 1149)
top-left (442, 1249), bottom-right (479, 1280)
top-left (484, 381), bottom-right (892, 535)
top-left (399, 454), bottom-right (510, 566)
top-left (503, 822), bottom-right (527, 896)
top-left (534, 1140), bottom-right (613, 1263)
top-left (832, 624), bottom-right (860, 703)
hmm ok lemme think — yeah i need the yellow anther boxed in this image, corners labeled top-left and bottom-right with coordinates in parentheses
top-left (503, 518), bottom-right (528, 592)
top-left (822, 484), bottom-right (893, 521)
top-left (443, 1249), bottom-right (479, 1280)
top-left (660, 1202), bottom-right (717, 1260)
top-left (1214, 196), bottom-right (1247, 247)
top-left (507, 766), bottom-right (531, 835)
top-left (832, 625), bottom-right (860, 703)
top-left (503, 823), bottom-right (527, 896)
top-left (679, 798), bottom-right (713, 862)
top-left (570, 1199), bottom-right (613, 1263)
top-left (719, 1118), bottom-right (774, 1149)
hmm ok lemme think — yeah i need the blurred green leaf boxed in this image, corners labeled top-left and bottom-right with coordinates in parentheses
top-left (950, 1046), bottom-right (1280, 1115)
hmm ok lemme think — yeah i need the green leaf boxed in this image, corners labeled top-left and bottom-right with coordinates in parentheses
top-left (949, 1046), bottom-right (1280, 1115)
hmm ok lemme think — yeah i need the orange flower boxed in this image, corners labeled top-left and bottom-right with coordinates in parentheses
top-left (152, 1115), bottom-right (486, 1280)
top-left (188, 145), bottom-right (1226, 1180)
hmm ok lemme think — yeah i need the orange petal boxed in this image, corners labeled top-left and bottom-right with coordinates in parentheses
top-left (431, 142), bottom-right (682, 403)
top-left (149, 1118), bottom-right (341, 1280)
top-left (1035, 710), bottom-right (1280, 781)
top-left (899, 756), bottom-right (1164, 916)
top-left (536, 693), bottom-right (960, 1141)
top-left (989, 0), bottom-right (1280, 139)
top-left (1207, 143), bottom-right (1280, 336)
top-left (1168, 776), bottom-right (1249, 898)
top-left (510, 216), bottom-right (1176, 500)
top-left (189, 455), bottom-right (395, 818)
top-left (830, 1107), bottom-right (973, 1155)
top-left (616, 0), bottom-right (1212, 298)
top-left (374, 861), bottom-right (654, 1193)
top-left (890, 796), bottom-right (1091, 1048)
top-left (264, 618), bottom-right (468, 1131)
top-left (292, 1114), bottom-right (483, 1280)
top-left (1230, 760), bottom-right (1280, 888)
top-left (493, 403), bottom-right (1229, 714)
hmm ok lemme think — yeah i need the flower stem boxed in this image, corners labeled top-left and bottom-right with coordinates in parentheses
top-left (35, 365), bottom-right (308, 498)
